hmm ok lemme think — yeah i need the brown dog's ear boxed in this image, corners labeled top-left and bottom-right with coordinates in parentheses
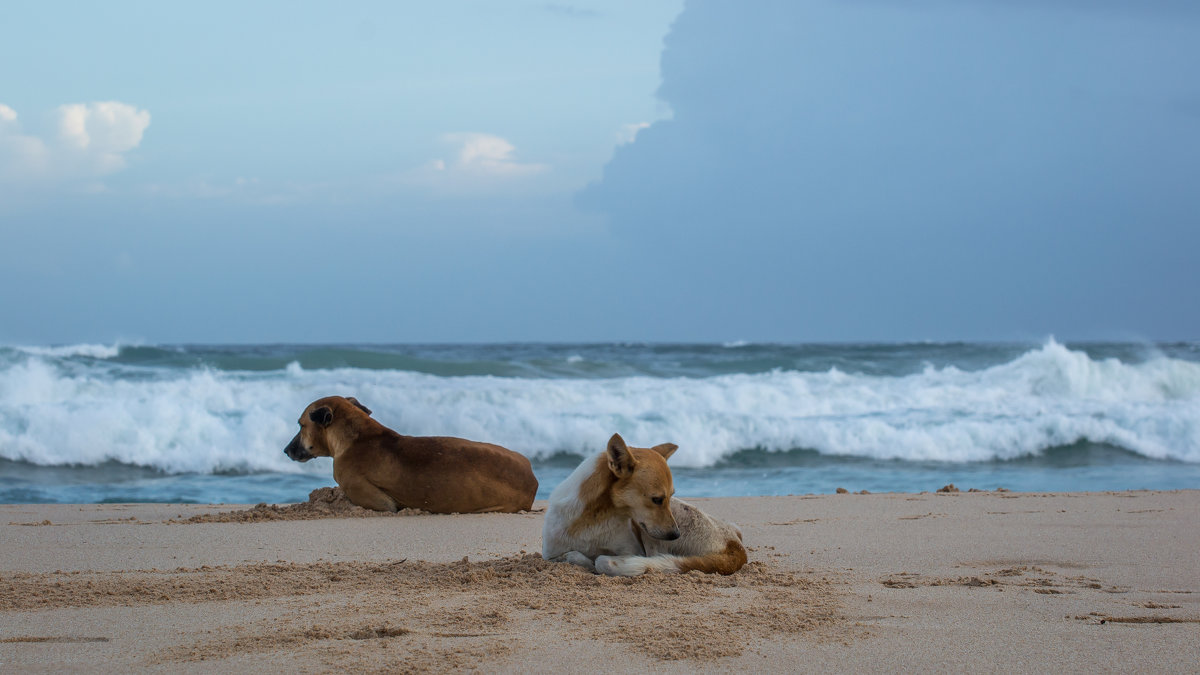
top-left (606, 433), bottom-right (637, 478)
top-left (651, 443), bottom-right (678, 461)
top-left (345, 397), bottom-right (372, 416)
top-left (309, 406), bottom-right (333, 427)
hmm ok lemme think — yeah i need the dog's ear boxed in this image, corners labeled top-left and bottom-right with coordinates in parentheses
top-left (345, 397), bottom-right (372, 416)
top-left (606, 433), bottom-right (637, 478)
top-left (308, 406), bottom-right (334, 427)
top-left (651, 443), bottom-right (678, 461)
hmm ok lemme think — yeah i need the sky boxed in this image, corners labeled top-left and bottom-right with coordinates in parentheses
top-left (1, 0), bottom-right (1197, 345)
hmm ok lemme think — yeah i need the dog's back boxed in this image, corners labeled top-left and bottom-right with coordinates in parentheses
top-left (340, 429), bottom-right (537, 513)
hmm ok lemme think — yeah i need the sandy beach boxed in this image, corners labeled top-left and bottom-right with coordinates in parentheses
top-left (1, 489), bottom-right (1197, 673)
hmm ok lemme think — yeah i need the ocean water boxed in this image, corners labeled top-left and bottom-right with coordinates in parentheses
top-left (1, 340), bottom-right (1198, 504)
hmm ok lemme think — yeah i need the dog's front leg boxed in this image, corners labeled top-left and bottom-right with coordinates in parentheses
top-left (341, 480), bottom-right (400, 512)
top-left (564, 551), bottom-right (596, 571)
top-left (545, 551), bottom-right (596, 572)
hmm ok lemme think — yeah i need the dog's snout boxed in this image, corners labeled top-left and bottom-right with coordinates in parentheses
top-left (641, 522), bottom-right (681, 541)
top-left (283, 433), bottom-right (312, 462)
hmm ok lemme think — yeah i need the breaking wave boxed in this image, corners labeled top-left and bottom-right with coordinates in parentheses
top-left (0, 340), bottom-right (1196, 475)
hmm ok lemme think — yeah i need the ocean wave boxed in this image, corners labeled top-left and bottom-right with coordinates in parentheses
top-left (0, 340), bottom-right (1197, 474)
top-left (13, 343), bottom-right (124, 360)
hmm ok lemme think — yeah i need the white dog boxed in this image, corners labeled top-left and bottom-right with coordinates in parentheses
top-left (542, 433), bottom-right (746, 576)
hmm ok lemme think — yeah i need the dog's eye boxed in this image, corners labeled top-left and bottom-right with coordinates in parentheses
top-left (651, 496), bottom-right (664, 505)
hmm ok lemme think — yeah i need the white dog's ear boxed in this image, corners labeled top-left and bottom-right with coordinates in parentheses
top-left (607, 433), bottom-right (637, 478)
top-left (651, 443), bottom-right (678, 461)
top-left (345, 397), bottom-right (372, 416)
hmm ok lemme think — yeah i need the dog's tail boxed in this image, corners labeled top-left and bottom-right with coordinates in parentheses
top-left (595, 540), bottom-right (747, 577)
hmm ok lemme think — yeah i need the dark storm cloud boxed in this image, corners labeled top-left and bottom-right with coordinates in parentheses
top-left (577, 0), bottom-right (1200, 340)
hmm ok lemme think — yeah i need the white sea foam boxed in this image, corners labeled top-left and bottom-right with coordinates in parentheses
top-left (14, 343), bottom-right (124, 359)
top-left (0, 340), bottom-right (1197, 474)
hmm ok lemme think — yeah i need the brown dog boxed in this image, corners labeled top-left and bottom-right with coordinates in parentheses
top-left (283, 396), bottom-right (537, 513)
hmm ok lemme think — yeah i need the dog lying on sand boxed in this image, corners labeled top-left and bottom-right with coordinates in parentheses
top-left (542, 433), bottom-right (746, 576)
top-left (283, 396), bottom-right (537, 514)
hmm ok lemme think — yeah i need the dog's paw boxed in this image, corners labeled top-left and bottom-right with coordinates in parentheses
top-left (564, 551), bottom-right (595, 572)
top-left (594, 555), bottom-right (623, 576)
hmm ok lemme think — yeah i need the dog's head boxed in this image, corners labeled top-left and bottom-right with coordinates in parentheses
top-left (283, 396), bottom-right (373, 462)
top-left (605, 432), bottom-right (680, 541)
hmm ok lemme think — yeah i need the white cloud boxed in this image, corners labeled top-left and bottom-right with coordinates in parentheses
top-left (616, 122), bottom-right (650, 145)
top-left (0, 101), bottom-right (150, 186)
top-left (440, 132), bottom-right (547, 177)
top-left (396, 132), bottom-right (548, 195)
top-left (0, 105), bottom-right (50, 181)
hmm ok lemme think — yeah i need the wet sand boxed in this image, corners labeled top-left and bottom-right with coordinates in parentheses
top-left (1, 489), bottom-right (1197, 672)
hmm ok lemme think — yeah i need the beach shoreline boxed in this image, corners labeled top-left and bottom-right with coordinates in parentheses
top-left (2, 491), bottom-right (1198, 672)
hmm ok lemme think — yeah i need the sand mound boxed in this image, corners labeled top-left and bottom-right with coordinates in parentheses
top-left (0, 554), bottom-right (847, 669)
top-left (174, 487), bottom-right (428, 523)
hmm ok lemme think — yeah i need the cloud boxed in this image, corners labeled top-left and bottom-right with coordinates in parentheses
top-left (440, 132), bottom-right (547, 177)
top-left (0, 101), bottom-right (150, 186)
top-left (0, 105), bottom-right (51, 181)
top-left (616, 122), bottom-right (650, 145)
top-left (575, 0), bottom-right (1200, 340)
top-left (396, 132), bottom-right (548, 195)
top-left (55, 102), bottom-right (151, 173)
